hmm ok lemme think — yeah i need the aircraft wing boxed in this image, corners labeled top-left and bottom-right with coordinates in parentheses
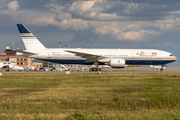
top-left (65, 50), bottom-right (109, 62)
top-left (9, 49), bottom-right (37, 55)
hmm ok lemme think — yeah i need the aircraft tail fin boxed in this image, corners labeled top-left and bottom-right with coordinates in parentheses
top-left (17, 24), bottom-right (46, 50)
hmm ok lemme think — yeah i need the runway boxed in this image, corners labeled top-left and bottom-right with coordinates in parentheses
top-left (1, 67), bottom-right (180, 74)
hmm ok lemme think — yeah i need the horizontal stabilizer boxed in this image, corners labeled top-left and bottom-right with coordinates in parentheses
top-left (9, 49), bottom-right (37, 55)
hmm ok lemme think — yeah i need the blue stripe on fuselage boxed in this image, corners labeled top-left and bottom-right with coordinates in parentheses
top-left (125, 60), bottom-right (176, 65)
top-left (38, 59), bottom-right (91, 64)
top-left (36, 58), bottom-right (176, 65)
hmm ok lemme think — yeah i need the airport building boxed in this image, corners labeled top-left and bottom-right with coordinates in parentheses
top-left (0, 49), bottom-right (106, 71)
top-left (0, 47), bottom-right (32, 68)
top-left (0, 47), bottom-right (97, 71)
top-left (0, 52), bottom-right (32, 68)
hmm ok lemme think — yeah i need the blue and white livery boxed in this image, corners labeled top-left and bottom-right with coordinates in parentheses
top-left (15, 24), bottom-right (177, 71)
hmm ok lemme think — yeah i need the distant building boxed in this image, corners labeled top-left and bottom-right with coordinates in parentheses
top-left (0, 47), bottom-right (32, 68)
top-left (32, 59), bottom-right (43, 70)
top-left (5, 49), bottom-right (16, 56)
top-left (0, 53), bottom-right (7, 56)
top-left (0, 53), bottom-right (32, 68)
top-left (0, 47), bottom-right (90, 70)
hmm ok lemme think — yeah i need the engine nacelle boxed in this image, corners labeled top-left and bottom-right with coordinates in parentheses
top-left (108, 59), bottom-right (125, 68)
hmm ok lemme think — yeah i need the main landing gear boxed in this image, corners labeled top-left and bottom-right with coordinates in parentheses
top-left (89, 62), bottom-right (101, 71)
top-left (89, 67), bottom-right (101, 71)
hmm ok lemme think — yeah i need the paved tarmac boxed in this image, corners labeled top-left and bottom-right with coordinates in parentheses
top-left (1, 67), bottom-right (180, 74)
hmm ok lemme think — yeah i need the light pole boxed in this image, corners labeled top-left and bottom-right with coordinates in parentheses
top-left (12, 41), bottom-right (14, 49)
top-left (68, 42), bottom-right (70, 48)
top-left (59, 42), bottom-right (61, 48)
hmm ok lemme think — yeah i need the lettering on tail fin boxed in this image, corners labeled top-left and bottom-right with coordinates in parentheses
top-left (17, 24), bottom-right (46, 50)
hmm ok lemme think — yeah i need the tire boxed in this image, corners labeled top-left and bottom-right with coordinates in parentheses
top-left (160, 68), bottom-right (163, 72)
top-left (93, 68), bottom-right (97, 71)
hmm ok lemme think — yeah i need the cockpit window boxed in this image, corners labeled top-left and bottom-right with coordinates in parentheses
top-left (170, 54), bottom-right (174, 56)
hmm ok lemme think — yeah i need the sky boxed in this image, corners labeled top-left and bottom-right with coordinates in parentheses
top-left (0, 0), bottom-right (180, 66)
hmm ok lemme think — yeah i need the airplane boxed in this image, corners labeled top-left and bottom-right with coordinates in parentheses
top-left (0, 61), bottom-right (24, 71)
top-left (10, 24), bottom-right (177, 72)
top-left (12, 66), bottom-right (24, 70)
top-left (0, 61), bottom-right (15, 69)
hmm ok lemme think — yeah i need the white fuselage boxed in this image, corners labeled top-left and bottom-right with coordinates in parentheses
top-left (16, 24), bottom-right (177, 67)
top-left (23, 48), bottom-right (177, 65)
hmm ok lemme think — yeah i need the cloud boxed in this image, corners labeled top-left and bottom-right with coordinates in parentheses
top-left (117, 0), bottom-right (180, 5)
top-left (1, 0), bottom-right (180, 41)
top-left (0, 0), bottom-right (5, 9)
top-left (70, 1), bottom-right (95, 12)
top-left (93, 21), bottom-right (161, 41)
top-left (12, 1), bottom-right (179, 41)
top-left (7, 1), bottom-right (19, 11)
top-left (0, 0), bottom-right (180, 66)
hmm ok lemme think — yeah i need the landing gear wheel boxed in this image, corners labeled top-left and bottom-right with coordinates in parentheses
top-left (89, 67), bottom-right (101, 71)
top-left (160, 68), bottom-right (163, 72)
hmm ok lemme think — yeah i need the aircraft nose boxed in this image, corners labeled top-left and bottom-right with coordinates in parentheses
top-left (173, 56), bottom-right (177, 61)
top-left (175, 56), bottom-right (177, 60)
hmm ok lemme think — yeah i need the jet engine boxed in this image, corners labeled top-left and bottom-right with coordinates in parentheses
top-left (108, 59), bottom-right (125, 68)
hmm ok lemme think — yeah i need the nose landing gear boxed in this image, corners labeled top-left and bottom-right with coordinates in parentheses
top-left (160, 68), bottom-right (163, 72)
top-left (160, 64), bottom-right (166, 72)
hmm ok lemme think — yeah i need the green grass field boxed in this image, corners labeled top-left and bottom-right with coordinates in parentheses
top-left (0, 73), bottom-right (180, 120)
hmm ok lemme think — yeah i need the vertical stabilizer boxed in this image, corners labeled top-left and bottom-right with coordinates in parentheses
top-left (17, 24), bottom-right (46, 50)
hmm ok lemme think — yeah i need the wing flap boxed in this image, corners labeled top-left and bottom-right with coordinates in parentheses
top-left (65, 50), bottom-right (108, 62)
